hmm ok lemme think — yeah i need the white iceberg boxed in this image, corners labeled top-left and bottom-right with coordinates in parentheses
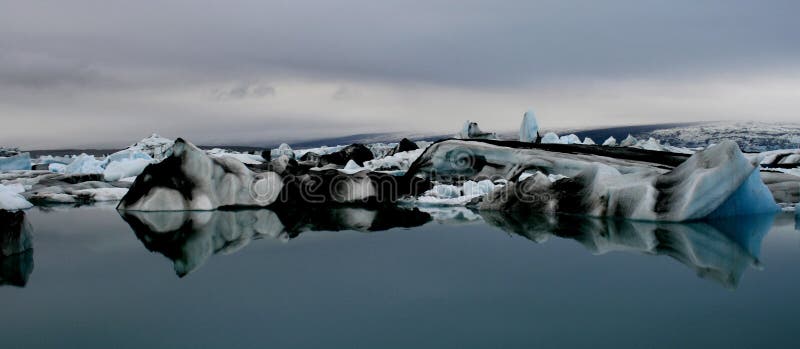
top-left (583, 137), bottom-right (596, 145)
top-left (559, 134), bottom-right (581, 144)
top-left (0, 183), bottom-right (33, 210)
top-left (271, 143), bottom-right (295, 160)
top-left (63, 154), bottom-right (105, 175)
top-left (413, 180), bottom-right (501, 206)
top-left (519, 110), bottom-right (539, 142)
top-left (125, 133), bottom-right (175, 160)
top-left (602, 136), bottom-right (618, 146)
top-left (103, 158), bottom-right (152, 182)
top-left (363, 148), bottom-right (425, 172)
top-left (540, 132), bottom-right (561, 144)
top-left (620, 134), bottom-right (639, 147)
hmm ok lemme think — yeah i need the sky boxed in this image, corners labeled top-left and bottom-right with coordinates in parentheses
top-left (1, 0), bottom-right (799, 149)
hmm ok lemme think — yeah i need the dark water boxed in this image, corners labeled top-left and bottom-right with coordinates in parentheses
top-left (2, 206), bottom-right (800, 348)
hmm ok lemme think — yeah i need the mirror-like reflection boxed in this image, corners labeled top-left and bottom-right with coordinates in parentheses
top-left (480, 211), bottom-right (774, 288)
top-left (0, 210), bottom-right (34, 287)
top-left (120, 206), bottom-right (432, 276)
top-left (119, 202), bottom-right (779, 289)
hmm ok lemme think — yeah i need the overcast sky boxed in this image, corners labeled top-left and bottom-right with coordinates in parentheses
top-left (1, 0), bottom-right (799, 148)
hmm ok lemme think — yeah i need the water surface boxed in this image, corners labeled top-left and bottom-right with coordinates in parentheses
top-left (2, 206), bottom-right (799, 348)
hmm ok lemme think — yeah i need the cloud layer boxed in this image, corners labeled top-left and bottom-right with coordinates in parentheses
top-left (1, 0), bottom-right (799, 148)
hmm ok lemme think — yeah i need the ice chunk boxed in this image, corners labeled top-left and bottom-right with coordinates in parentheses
top-left (0, 153), bottom-right (32, 171)
top-left (583, 137), bottom-right (596, 145)
top-left (602, 136), bottom-right (618, 146)
top-left (64, 154), bottom-right (104, 175)
top-left (636, 137), bottom-right (664, 151)
top-left (48, 163), bottom-right (67, 173)
top-left (620, 134), bottom-right (638, 147)
top-left (206, 148), bottom-right (265, 165)
top-left (462, 180), bottom-right (496, 196)
top-left (103, 158), bottom-right (151, 181)
top-left (559, 134), bottom-right (581, 144)
top-left (456, 120), bottom-right (495, 140)
top-left (271, 143), bottom-right (295, 160)
top-left (414, 179), bottom-right (500, 206)
top-left (125, 133), bottom-right (175, 160)
top-left (363, 148), bottom-right (425, 172)
top-left (338, 159), bottom-right (366, 174)
top-left (0, 184), bottom-right (33, 211)
top-left (540, 132), bottom-right (560, 144)
top-left (425, 184), bottom-right (462, 199)
top-left (106, 149), bottom-right (152, 163)
top-left (519, 110), bottom-right (539, 142)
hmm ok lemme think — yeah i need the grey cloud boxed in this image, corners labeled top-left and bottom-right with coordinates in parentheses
top-left (2, 0), bottom-right (798, 88)
top-left (213, 81), bottom-right (276, 100)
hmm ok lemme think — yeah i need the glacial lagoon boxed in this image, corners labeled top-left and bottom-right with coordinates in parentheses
top-left (2, 205), bottom-right (800, 348)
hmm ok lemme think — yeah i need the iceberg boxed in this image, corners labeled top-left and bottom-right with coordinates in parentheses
top-left (389, 138), bottom-right (419, 155)
top-left (406, 138), bottom-right (689, 183)
top-left (103, 158), bottom-right (152, 181)
top-left (478, 140), bottom-right (780, 221)
top-left (117, 138), bottom-right (283, 211)
top-left (540, 132), bottom-right (560, 144)
top-left (620, 134), bottom-right (639, 147)
top-left (64, 154), bottom-right (105, 175)
top-left (124, 133), bottom-right (175, 160)
top-left (456, 120), bottom-right (495, 140)
top-left (0, 184), bottom-right (33, 211)
top-left (519, 110), bottom-right (539, 142)
top-left (1, 210), bottom-right (34, 287)
top-left (270, 143), bottom-right (295, 160)
top-left (0, 153), bottom-right (32, 171)
top-left (410, 179), bottom-right (500, 206)
top-left (583, 137), bottom-right (596, 145)
top-left (363, 148), bottom-right (425, 172)
top-left (559, 134), bottom-right (581, 144)
top-left (602, 136), bottom-right (617, 146)
top-left (117, 138), bottom-right (429, 211)
top-left (318, 144), bottom-right (374, 167)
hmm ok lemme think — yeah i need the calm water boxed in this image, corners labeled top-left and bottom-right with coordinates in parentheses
top-left (2, 205), bottom-right (800, 348)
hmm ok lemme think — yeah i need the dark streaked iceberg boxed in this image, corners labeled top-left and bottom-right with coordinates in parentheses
top-left (117, 138), bottom-right (431, 211)
top-left (118, 138), bottom-right (284, 211)
top-left (1, 210), bottom-right (34, 287)
top-left (475, 140), bottom-right (779, 221)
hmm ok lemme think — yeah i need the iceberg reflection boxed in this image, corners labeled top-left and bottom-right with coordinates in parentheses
top-left (0, 210), bottom-right (34, 287)
top-left (121, 206), bottom-right (432, 276)
top-left (481, 211), bottom-right (775, 288)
